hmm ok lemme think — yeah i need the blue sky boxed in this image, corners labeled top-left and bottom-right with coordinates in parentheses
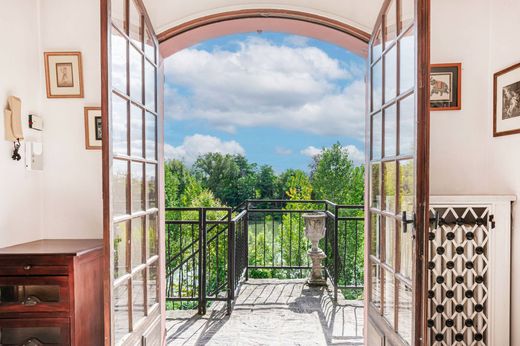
top-left (164, 32), bottom-right (365, 172)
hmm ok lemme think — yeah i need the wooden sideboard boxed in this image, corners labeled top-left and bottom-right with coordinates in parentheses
top-left (0, 239), bottom-right (103, 345)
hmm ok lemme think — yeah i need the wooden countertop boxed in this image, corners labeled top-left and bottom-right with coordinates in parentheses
top-left (0, 239), bottom-right (103, 256)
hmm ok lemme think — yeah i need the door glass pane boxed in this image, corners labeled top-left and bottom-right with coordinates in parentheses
top-left (145, 61), bottom-right (156, 110)
top-left (114, 281), bottom-right (130, 341)
top-left (132, 269), bottom-right (146, 324)
top-left (383, 161), bottom-right (396, 212)
top-left (384, 0), bottom-right (397, 46)
top-left (148, 260), bottom-right (159, 308)
top-left (383, 270), bottom-right (395, 327)
top-left (399, 222), bottom-right (413, 279)
top-left (372, 112), bottom-right (382, 160)
top-left (372, 61), bottom-right (383, 111)
top-left (147, 213), bottom-right (158, 258)
top-left (371, 163), bottom-right (381, 209)
top-left (370, 213), bottom-right (381, 258)
top-left (370, 262), bottom-right (381, 309)
top-left (372, 28), bottom-right (383, 63)
top-left (385, 217), bottom-right (396, 267)
top-left (147, 164), bottom-right (157, 209)
top-left (113, 160), bottom-right (128, 217)
top-left (384, 46), bottom-right (397, 103)
top-left (384, 105), bottom-right (397, 157)
top-left (131, 162), bottom-right (144, 213)
top-left (145, 112), bottom-right (156, 159)
top-left (399, 159), bottom-right (414, 214)
top-left (144, 27), bottom-right (156, 63)
top-left (114, 221), bottom-right (129, 279)
top-left (130, 104), bottom-right (143, 157)
top-left (397, 281), bottom-right (413, 345)
top-left (111, 0), bottom-right (126, 32)
top-left (131, 217), bottom-right (144, 268)
top-left (400, 0), bottom-right (415, 31)
top-left (129, 46), bottom-right (143, 102)
top-left (399, 94), bottom-right (415, 156)
top-left (112, 94), bottom-right (128, 156)
top-left (129, 0), bottom-right (142, 46)
top-left (111, 29), bottom-right (127, 93)
top-left (399, 27), bottom-right (415, 94)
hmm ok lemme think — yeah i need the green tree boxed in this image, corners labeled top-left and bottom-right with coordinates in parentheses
top-left (310, 142), bottom-right (364, 204)
top-left (256, 165), bottom-right (278, 199)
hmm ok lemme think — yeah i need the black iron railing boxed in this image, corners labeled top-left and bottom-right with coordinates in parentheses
top-left (165, 200), bottom-right (364, 314)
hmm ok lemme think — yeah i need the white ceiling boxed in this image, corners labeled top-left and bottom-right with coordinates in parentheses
top-left (142, 0), bottom-right (383, 35)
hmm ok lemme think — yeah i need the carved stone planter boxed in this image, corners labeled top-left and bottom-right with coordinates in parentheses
top-left (303, 212), bottom-right (327, 286)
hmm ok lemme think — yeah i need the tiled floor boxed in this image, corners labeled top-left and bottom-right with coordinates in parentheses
top-left (166, 279), bottom-right (364, 345)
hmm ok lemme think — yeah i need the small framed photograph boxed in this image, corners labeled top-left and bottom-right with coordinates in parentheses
top-left (430, 63), bottom-right (461, 111)
top-left (44, 52), bottom-right (84, 98)
top-left (84, 107), bottom-right (102, 150)
top-left (494, 62), bottom-right (520, 137)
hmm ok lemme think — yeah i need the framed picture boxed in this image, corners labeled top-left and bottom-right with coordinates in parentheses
top-left (430, 63), bottom-right (461, 111)
top-left (44, 52), bottom-right (84, 98)
top-left (494, 62), bottom-right (520, 137)
top-left (84, 107), bottom-right (102, 150)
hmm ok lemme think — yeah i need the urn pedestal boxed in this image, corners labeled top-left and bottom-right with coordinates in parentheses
top-left (302, 212), bottom-right (327, 287)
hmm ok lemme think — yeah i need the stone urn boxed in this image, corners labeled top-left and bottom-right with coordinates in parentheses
top-left (302, 212), bottom-right (327, 286)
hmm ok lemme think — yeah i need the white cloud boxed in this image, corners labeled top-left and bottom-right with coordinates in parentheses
top-left (165, 37), bottom-right (365, 138)
top-left (283, 35), bottom-right (310, 47)
top-left (165, 134), bottom-right (245, 166)
top-left (300, 144), bottom-right (365, 166)
top-left (275, 146), bottom-right (293, 155)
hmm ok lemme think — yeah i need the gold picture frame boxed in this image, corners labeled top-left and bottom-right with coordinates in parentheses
top-left (44, 52), bottom-right (84, 98)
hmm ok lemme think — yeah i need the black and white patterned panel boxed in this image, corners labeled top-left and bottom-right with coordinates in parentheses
top-left (428, 206), bottom-right (490, 345)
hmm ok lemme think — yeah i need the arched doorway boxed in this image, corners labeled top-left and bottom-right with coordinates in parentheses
top-left (101, 2), bottom-right (430, 345)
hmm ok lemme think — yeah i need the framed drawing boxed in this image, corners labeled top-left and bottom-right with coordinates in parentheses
top-left (494, 62), bottom-right (520, 137)
top-left (430, 63), bottom-right (461, 111)
top-left (44, 52), bottom-right (84, 98)
top-left (84, 107), bottom-right (102, 150)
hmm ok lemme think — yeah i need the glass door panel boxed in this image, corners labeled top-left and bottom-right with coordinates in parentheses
top-left (103, 0), bottom-right (163, 344)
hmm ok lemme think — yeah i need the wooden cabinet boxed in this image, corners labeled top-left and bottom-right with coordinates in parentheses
top-left (0, 239), bottom-right (103, 345)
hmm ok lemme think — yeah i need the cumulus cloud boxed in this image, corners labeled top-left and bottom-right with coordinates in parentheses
top-left (165, 134), bottom-right (245, 166)
top-left (300, 145), bottom-right (365, 165)
top-left (165, 37), bottom-right (365, 138)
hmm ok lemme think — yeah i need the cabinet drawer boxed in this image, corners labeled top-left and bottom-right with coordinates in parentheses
top-left (0, 257), bottom-right (69, 276)
top-left (0, 277), bottom-right (69, 314)
top-left (0, 318), bottom-right (70, 345)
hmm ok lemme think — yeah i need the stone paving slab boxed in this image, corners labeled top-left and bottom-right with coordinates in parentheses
top-left (166, 279), bottom-right (364, 345)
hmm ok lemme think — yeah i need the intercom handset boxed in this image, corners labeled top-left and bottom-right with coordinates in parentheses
top-left (4, 96), bottom-right (24, 161)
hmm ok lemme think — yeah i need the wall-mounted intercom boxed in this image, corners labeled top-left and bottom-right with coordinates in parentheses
top-left (4, 96), bottom-right (24, 161)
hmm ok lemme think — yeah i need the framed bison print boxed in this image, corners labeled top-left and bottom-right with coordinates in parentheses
top-left (430, 63), bottom-right (461, 111)
top-left (494, 62), bottom-right (520, 137)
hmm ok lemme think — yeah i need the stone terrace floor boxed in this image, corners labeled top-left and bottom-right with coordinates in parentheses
top-left (166, 279), bottom-right (364, 345)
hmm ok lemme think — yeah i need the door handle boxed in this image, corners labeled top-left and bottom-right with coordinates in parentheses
top-left (401, 211), bottom-right (415, 233)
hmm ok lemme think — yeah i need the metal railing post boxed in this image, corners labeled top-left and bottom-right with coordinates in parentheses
top-left (245, 201), bottom-right (249, 281)
top-left (334, 205), bottom-right (339, 302)
top-left (200, 208), bottom-right (207, 315)
top-left (227, 209), bottom-right (235, 315)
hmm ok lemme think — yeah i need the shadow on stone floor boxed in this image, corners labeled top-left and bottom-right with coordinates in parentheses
top-left (166, 279), bottom-right (364, 345)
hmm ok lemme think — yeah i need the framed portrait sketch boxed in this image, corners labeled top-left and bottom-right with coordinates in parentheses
top-left (84, 107), bottom-right (102, 150)
top-left (44, 52), bottom-right (84, 98)
top-left (430, 63), bottom-right (461, 111)
top-left (494, 62), bottom-right (520, 137)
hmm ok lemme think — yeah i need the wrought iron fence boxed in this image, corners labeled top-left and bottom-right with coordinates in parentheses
top-left (165, 200), bottom-right (364, 314)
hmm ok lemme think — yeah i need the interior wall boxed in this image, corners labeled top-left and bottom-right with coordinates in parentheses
top-left (0, 1), bottom-right (44, 247)
top-left (430, 0), bottom-right (520, 344)
top-left (39, 0), bottom-right (103, 240)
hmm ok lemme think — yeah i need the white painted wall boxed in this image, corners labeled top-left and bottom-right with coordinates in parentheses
top-left (39, 0), bottom-right (103, 240)
top-left (430, 0), bottom-right (520, 343)
top-left (0, 1), bottom-right (44, 247)
top-left (0, 0), bottom-right (102, 247)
